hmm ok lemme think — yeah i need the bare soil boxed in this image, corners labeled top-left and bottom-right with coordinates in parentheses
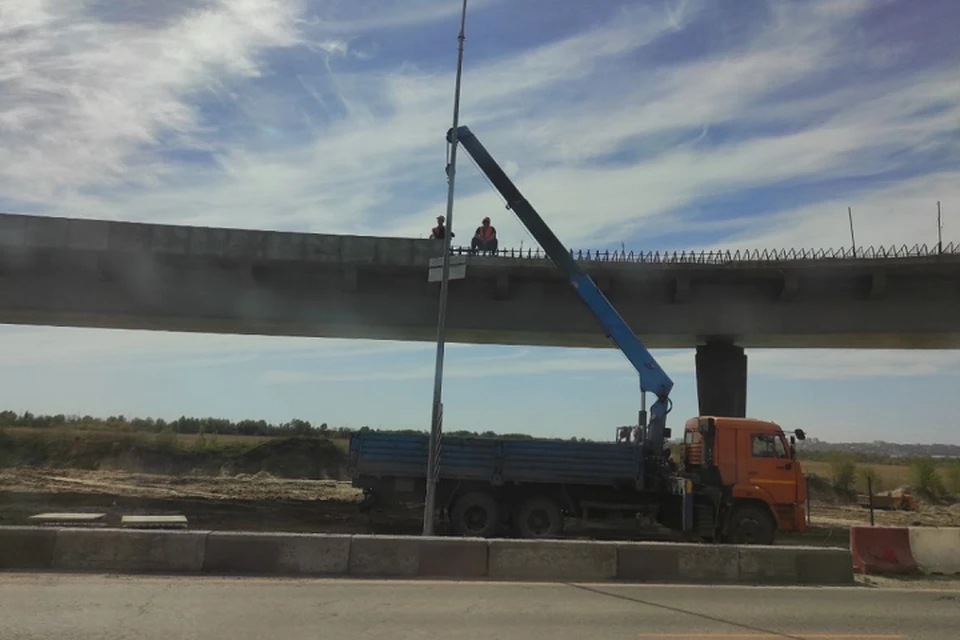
top-left (0, 468), bottom-right (421, 535)
top-left (3, 466), bottom-right (958, 544)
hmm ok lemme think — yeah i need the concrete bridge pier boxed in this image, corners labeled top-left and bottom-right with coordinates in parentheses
top-left (695, 342), bottom-right (747, 418)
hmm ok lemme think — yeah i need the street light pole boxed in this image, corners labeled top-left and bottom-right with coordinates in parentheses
top-left (423, 0), bottom-right (469, 537)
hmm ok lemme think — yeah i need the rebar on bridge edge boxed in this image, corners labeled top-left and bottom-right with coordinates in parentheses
top-left (447, 241), bottom-right (959, 263)
top-left (423, 0), bottom-right (468, 537)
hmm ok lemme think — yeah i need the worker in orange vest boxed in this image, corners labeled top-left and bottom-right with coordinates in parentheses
top-left (470, 216), bottom-right (498, 254)
top-left (430, 215), bottom-right (453, 240)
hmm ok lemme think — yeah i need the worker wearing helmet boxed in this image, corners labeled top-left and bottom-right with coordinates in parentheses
top-left (470, 216), bottom-right (498, 255)
top-left (430, 215), bottom-right (453, 240)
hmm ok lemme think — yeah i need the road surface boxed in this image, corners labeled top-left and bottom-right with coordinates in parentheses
top-left (0, 574), bottom-right (957, 639)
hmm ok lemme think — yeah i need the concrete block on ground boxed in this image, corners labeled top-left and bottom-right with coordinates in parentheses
top-left (679, 544), bottom-right (739, 582)
top-left (277, 533), bottom-right (351, 575)
top-left (0, 526), bottom-right (58, 570)
top-left (29, 513), bottom-right (106, 527)
top-left (66, 219), bottom-right (111, 251)
top-left (489, 539), bottom-right (617, 581)
top-left (738, 545), bottom-right (852, 585)
top-left (737, 545), bottom-right (798, 584)
top-left (617, 542), bottom-right (682, 582)
top-left (120, 515), bottom-right (188, 529)
top-left (617, 542), bottom-right (738, 583)
top-left (794, 546), bottom-right (855, 585)
top-left (53, 528), bottom-right (207, 573)
top-left (203, 532), bottom-right (350, 575)
top-left (349, 535), bottom-right (420, 577)
top-left (303, 234), bottom-right (342, 263)
top-left (417, 538), bottom-right (488, 578)
top-left (908, 527), bottom-right (960, 575)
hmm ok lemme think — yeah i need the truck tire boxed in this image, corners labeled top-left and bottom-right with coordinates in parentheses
top-left (723, 504), bottom-right (775, 545)
top-left (515, 497), bottom-right (563, 539)
top-left (451, 492), bottom-right (500, 538)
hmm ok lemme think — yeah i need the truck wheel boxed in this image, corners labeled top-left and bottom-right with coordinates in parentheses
top-left (723, 505), bottom-right (774, 545)
top-left (515, 497), bottom-right (563, 539)
top-left (451, 492), bottom-right (500, 538)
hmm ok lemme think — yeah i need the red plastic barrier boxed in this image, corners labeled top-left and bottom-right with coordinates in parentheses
top-left (850, 526), bottom-right (919, 574)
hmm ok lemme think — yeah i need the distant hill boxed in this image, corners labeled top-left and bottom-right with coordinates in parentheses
top-left (796, 438), bottom-right (960, 459)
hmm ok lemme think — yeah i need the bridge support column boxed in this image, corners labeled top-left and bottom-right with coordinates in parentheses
top-left (695, 342), bottom-right (747, 418)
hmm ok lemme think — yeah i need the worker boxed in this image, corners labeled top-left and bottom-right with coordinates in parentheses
top-left (470, 216), bottom-right (498, 254)
top-left (430, 215), bottom-right (453, 240)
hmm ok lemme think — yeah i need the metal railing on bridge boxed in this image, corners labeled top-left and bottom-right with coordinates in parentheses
top-left (449, 242), bottom-right (959, 265)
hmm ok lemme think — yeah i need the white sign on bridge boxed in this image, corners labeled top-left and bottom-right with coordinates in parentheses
top-left (428, 255), bottom-right (467, 282)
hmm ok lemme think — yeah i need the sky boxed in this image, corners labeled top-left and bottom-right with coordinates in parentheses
top-left (0, 0), bottom-right (959, 444)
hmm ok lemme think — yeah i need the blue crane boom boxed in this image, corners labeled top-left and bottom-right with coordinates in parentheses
top-left (450, 125), bottom-right (675, 459)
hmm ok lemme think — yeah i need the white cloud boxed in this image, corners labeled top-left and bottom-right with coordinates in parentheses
top-left (5, 0), bottom-right (955, 254)
top-left (0, 325), bottom-right (448, 367)
top-left (259, 347), bottom-right (960, 385)
top-left (0, 0), bottom-right (307, 204)
top-left (701, 170), bottom-right (960, 252)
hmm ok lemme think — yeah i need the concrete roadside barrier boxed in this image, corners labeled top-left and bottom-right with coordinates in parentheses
top-left (349, 535), bottom-right (421, 577)
top-left (907, 528), bottom-right (960, 575)
top-left (0, 526), bottom-right (58, 570)
top-left (617, 541), bottom-right (738, 583)
top-left (850, 526), bottom-right (918, 575)
top-left (347, 535), bottom-right (488, 578)
top-left (203, 532), bottom-right (351, 576)
top-left (488, 539), bottom-right (617, 581)
top-left (738, 545), bottom-right (854, 585)
top-left (0, 525), bottom-right (855, 585)
top-left (415, 538), bottom-right (488, 578)
top-left (52, 528), bottom-right (207, 573)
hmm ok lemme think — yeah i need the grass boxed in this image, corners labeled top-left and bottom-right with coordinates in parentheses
top-left (4, 427), bottom-right (270, 448)
top-left (0, 424), bottom-right (950, 495)
top-left (802, 459), bottom-right (954, 495)
top-left (0, 425), bottom-right (348, 479)
top-left (3, 426), bottom-right (350, 453)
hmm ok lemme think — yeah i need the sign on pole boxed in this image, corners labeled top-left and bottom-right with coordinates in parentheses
top-left (428, 255), bottom-right (467, 282)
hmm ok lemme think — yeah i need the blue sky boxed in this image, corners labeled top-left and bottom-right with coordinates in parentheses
top-left (0, 0), bottom-right (959, 443)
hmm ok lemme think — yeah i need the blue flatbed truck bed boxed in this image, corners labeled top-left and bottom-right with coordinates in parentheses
top-left (348, 431), bottom-right (689, 538)
top-left (349, 431), bottom-right (644, 487)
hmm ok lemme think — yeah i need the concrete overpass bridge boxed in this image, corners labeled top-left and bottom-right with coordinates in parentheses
top-left (1, 212), bottom-right (958, 417)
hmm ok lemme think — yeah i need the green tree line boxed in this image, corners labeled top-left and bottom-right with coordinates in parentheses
top-left (0, 411), bottom-right (563, 442)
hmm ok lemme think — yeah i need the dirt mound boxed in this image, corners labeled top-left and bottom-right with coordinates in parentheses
top-left (0, 430), bottom-right (348, 480)
top-left (228, 437), bottom-right (345, 479)
top-left (806, 473), bottom-right (843, 502)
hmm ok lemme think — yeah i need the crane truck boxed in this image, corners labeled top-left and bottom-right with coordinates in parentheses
top-left (348, 126), bottom-right (809, 545)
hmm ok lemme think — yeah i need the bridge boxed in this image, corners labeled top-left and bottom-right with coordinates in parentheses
top-left (1, 212), bottom-right (958, 417)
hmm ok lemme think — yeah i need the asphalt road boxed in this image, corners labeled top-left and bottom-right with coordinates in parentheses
top-left (1, 574), bottom-right (958, 639)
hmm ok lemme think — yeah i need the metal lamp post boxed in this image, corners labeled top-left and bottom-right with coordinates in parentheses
top-left (423, 0), bottom-right (469, 536)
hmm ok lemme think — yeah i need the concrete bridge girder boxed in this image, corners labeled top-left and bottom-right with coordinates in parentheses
top-left (2, 213), bottom-right (960, 421)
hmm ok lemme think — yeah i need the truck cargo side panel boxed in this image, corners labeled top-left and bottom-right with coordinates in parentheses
top-left (351, 433), bottom-right (643, 487)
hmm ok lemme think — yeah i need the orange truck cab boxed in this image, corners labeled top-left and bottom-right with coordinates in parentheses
top-left (682, 416), bottom-right (808, 545)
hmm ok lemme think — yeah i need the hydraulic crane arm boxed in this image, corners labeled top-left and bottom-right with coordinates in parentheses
top-left (450, 126), bottom-right (675, 456)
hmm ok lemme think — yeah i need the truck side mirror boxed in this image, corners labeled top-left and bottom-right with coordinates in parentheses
top-left (794, 428), bottom-right (806, 441)
top-left (789, 435), bottom-right (796, 459)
